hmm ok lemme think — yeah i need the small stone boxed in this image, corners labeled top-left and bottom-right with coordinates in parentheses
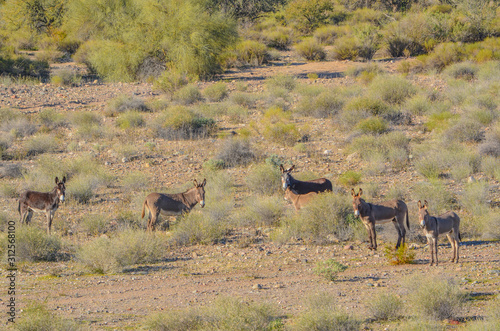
top-left (252, 284), bottom-right (263, 290)
top-left (122, 157), bottom-right (129, 163)
top-left (344, 245), bottom-right (354, 250)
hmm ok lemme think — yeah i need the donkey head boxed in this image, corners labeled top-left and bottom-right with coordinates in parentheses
top-left (417, 200), bottom-right (430, 228)
top-left (193, 178), bottom-right (207, 208)
top-left (351, 188), bottom-right (364, 217)
top-left (55, 176), bottom-right (66, 203)
top-left (280, 164), bottom-right (295, 190)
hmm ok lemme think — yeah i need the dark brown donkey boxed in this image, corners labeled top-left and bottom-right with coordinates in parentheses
top-left (418, 200), bottom-right (461, 266)
top-left (141, 179), bottom-right (206, 231)
top-left (280, 165), bottom-right (332, 194)
top-left (18, 176), bottom-right (66, 234)
top-left (351, 188), bottom-right (409, 250)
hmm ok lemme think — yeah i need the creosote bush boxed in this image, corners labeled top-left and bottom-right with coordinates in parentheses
top-left (295, 38), bottom-right (326, 61)
top-left (157, 105), bottom-right (216, 140)
top-left (15, 302), bottom-right (81, 331)
top-left (10, 226), bottom-right (62, 262)
top-left (314, 259), bottom-right (348, 281)
top-left (367, 292), bottom-right (402, 321)
top-left (215, 138), bottom-right (256, 168)
top-left (245, 163), bottom-right (281, 195)
top-left (203, 82), bottom-right (228, 102)
top-left (383, 244), bottom-right (415, 265)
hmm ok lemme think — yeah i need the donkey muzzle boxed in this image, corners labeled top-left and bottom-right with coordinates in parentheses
top-left (354, 210), bottom-right (360, 217)
top-left (200, 200), bottom-right (205, 208)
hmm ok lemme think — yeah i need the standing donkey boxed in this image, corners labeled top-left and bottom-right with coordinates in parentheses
top-left (142, 179), bottom-right (206, 231)
top-left (18, 176), bottom-right (66, 234)
top-left (280, 165), bottom-right (332, 194)
top-left (351, 188), bottom-right (409, 251)
top-left (418, 200), bottom-right (461, 266)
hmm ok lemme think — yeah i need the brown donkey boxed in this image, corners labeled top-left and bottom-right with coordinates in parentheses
top-left (351, 188), bottom-right (409, 250)
top-left (142, 179), bottom-right (206, 231)
top-left (284, 187), bottom-right (318, 211)
top-left (418, 200), bottom-right (461, 266)
top-left (18, 176), bottom-right (66, 234)
top-left (280, 165), bottom-right (332, 194)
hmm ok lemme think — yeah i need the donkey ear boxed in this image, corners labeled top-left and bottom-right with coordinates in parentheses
top-left (351, 188), bottom-right (356, 197)
top-left (55, 177), bottom-right (59, 184)
top-left (280, 164), bottom-right (285, 173)
top-left (193, 179), bottom-right (198, 187)
top-left (418, 200), bottom-right (422, 208)
top-left (62, 176), bottom-right (66, 184)
top-left (358, 188), bottom-right (363, 197)
top-left (202, 178), bottom-right (206, 187)
top-left (289, 165), bottom-right (295, 172)
top-left (424, 200), bottom-right (428, 208)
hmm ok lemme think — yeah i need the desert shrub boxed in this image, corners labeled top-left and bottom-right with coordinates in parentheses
top-left (228, 92), bottom-right (257, 109)
top-left (154, 69), bottom-right (189, 94)
top-left (383, 244), bottom-right (415, 265)
top-left (444, 62), bottom-right (478, 81)
top-left (236, 195), bottom-right (284, 228)
top-left (38, 108), bottom-right (67, 130)
top-left (313, 259), bottom-right (348, 281)
top-left (444, 119), bottom-right (483, 143)
top-left (425, 110), bottom-right (457, 132)
top-left (293, 293), bottom-right (361, 331)
top-left (295, 38), bottom-right (326, 61)
top-left (369, 75), bottom-right (417, 105)
top-left (145, 297), bottom-right (281, 331)
top-left (12, 226), bottom-right (62, 262)
top-left (235, 40), bottom-right (270, 66)
top-left (449, 151), bottom-right (481, 181)
top-left (466, 295), bottom-right (500, 330)
top-left (170, 207), bottom-right (231, 246)
top-left (262, 26), bottom-right (294, 50)
top-left (173, 84), bottom-right (203, 105)
top-left (424, 42), bottom-right (465, 71)
top-left (479, 126), bottom-right (500, 157)
top-left (0, 183), bottom-right (17, 199)
top-left (106, 95), bottom-right (150, 117)
top-left (356, 116), bottom-right (388, 134)
top-left (70, 111), bottom-right (104, 140)
top-left (77, 229), bottom-right (167, 273)
top-left (313, 25), bottom-right (343, 45)
top-left (203, 82), bottom-right (228, 102)
top-left (67, 174), bottom-right (99, 204)
top-left (344, 96), bottom-right (391, 118)
top-left (348, 131), bottom-right (409, 162)
top-left (266, 74), bottom-right (297, 92)
top-left (338, 171), bottom-right (362, 187)
top-left (245, 163), bottom-right (281, 195)
top-left (405, 94), bottom-right (431, 116)
top-left (24, 134), bottom-right (59, 156)
top-left (332, 36), bottom-right (359, 60)
top-left (481, 155), bottom-right (500, 180)
top-left (2, 117), bottom-right (38, 138)
top-left (460, 181), bottom-right (489, 217)
top-left (276, 192), bottom-right (356, 243)
top-left (81, 213), bottom-right (109, 236)
top-left (263, 122), bottom-right (301, 146)
top-left (414, 155), bottom-right (444, 179)
top-left (116, 111), bottom-right (145, 130)
top-left (405, 275), bottom-right (466, 320)
top-left (0, 163), bottom-right (22, 178)
top-left (15, 302), bottom-right (81, 331)
top-left (367, 293), bottom-right (402, 321)
top-left (215, 138), bottom-right (256, 168)
top-left (120, 171), bottom-right (150, 191)
top-left (157, 105), bottom-right (216, 140)
top-left (285, 0), bottom-right (337, 34)
top-left (296, 91), bottom-right (344, 118)
top-left (50, 70), bottom-right (81, 86)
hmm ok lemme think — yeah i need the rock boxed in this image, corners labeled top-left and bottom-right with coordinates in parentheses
top-left (468, 176), bottom-right (476, 183)
top-left (252, 284), bottom-right (263, 290)
top-left (344, 245), bottom-right (354, 250)
top-left (122, 157), bottom-right (129, 163)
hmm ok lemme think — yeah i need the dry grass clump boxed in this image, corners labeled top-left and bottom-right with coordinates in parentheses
top-left (313, 259), bottom-right (348, 282)
top-left (15, 302), bottom-right (82, 331)
top-left (202, 82), bottom-right (228, 102)
top-left (411, 180), bottom-right (456, 214)
top-left (145, 297), bottom-right (282, 331)
top-left (405, 275), bottom-right (466, 321)
top-left (367, 292), bottom-right (402, 321)
top-left (479, 125), bottom-right (500, 157)
top-left (2, 117), bottom-right (38, 139)
top-left (0, 162), bottom-right (22, 178)
top-left (368, 75), bottom-right (417, 105)
top-left (116, 111), bottom-right (145, 130)
top-left (70, 111), bottom-right (105, 140)
top-left (215, 138), bottom-right (256, 168)
top-left (77, 229), bottom-right (167, 273)
top-left (24, 134), bottom-right (59, 156)
top-left (38, 108), bottom-right (68, 131)
top-left (173, 84), bottom-right (203, 105)
top-left (245, 163), bottom-right (281, 195)
top-left (295, 91), bottom-right (344, 118)
top-left (356, 116), bottom-right (388, 134)
top-left (235, 195), bottom-right (284, 228)
top-left (292, 293), bottom-right (361, 331)
top-left (156, 105), bottom-right (216, 140)
top-left (9, 226), bottom-right (63, 262)
top-left (81, 213), bottom-right (109, 236)
top-left (106, 95), bottom-right (150, 117)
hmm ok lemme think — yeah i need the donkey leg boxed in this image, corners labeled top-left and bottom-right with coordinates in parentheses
top-left (370, 223), bottom-right (378, 250)
top-left (427, 237), bottom-right (434, 266)
top-left (46, 211), bottom-right (53, 234)
top-left (393, 219), bottom-right (402, 249)
top-left (26, 209), bottom-right (34, 224)
top-left (446, 233), bottom-right (455, 263)
top-left (434, 237), bottom-right (439, 266)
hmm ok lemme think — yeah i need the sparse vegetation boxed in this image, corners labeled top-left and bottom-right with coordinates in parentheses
top-left (313, 259), bottom-right (348, 282)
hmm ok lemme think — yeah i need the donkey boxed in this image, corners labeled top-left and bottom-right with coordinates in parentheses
top-left (351, 188), bottom-right (409, 251)
top-left (141, 179), bottom-right (206, 231)
top-left (418, 200), bottom-right (461, 266)
top-left (18, 176), bottom-right (66, 234)
top-left (280, 165), bottom-right (332, 194)
top-left (284, 187), bottom-right (318, 211)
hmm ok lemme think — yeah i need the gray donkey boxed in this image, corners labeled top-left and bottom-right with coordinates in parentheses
top-left (418, 200), bottom-right (461, 266)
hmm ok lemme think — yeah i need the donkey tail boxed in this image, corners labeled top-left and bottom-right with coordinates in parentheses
top-left (18, 200), bottom-right (20, 215)
top-left (141, 200), bottom-right (147, 219)
top-left (458, 231), bottom-right (462, 242)
top-left (406, 208), bottom-right (410, 230)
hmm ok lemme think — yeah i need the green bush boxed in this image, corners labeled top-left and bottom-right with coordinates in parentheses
top-left (444, 119), bottom-right (483, 143)
top-left (295, 38), bottom-right (326, 61)
top-left (38, 108), bottom-right (67, 130)
top-left (153, 69), bottom-right (189, 94)
top-left (81, 213), bottom-right (109, 236)
top-left (120, 171), bottom-right (150, 191)
top-left (344, 96), bottom-right (391, 117)
top-left (173, 84), bottom-right (203, 105)
top-left (116, 111), bottom-right (145, 129)
top-left (235, 195), bottom-right (284, 228)
top-left (266, 74), bottom-right (297, 92)
top-left (215, 138), bottom-right (256, 168)
top-left (405, 94), bottom-right (431, 116)
top-left (411, 180), bottom-right (455, 214)
top-left (313, 259), bottom-right (348, 281)
top-left (383, 244), bottom-right (415, 265)
top-left (50, 70), bottom-right (81, 86)
top-left (203, 82), bottom-right (228, 102)
top-left (333, 36), bottom-right (359, 60)
top-left (356, 116), bottom-right (388, 134)
top-left (106, 95), bottom-right (150, 117)
top-left (285, 0), bottom-right (338, 34)
top-left (369, 75), bottom-right (417, 105)
top-left (338, 171), bottom-right (362, 187)
top-left (157, 105), bottom-right (216, 140)
top-left (314, 25), bottom-right (344, 45)
top-left (229, 92), bottom-right (258, 108)
top-left (235, 40), bottom-right (270, 66)
top-left (367, 293), bottom-right (402, 321)
top-left (405, 275), bottom-right (466, 320)
top-left (444, 61), bottom-right (478, 81)
top-left (296, 91), bottom-right (344, 118)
